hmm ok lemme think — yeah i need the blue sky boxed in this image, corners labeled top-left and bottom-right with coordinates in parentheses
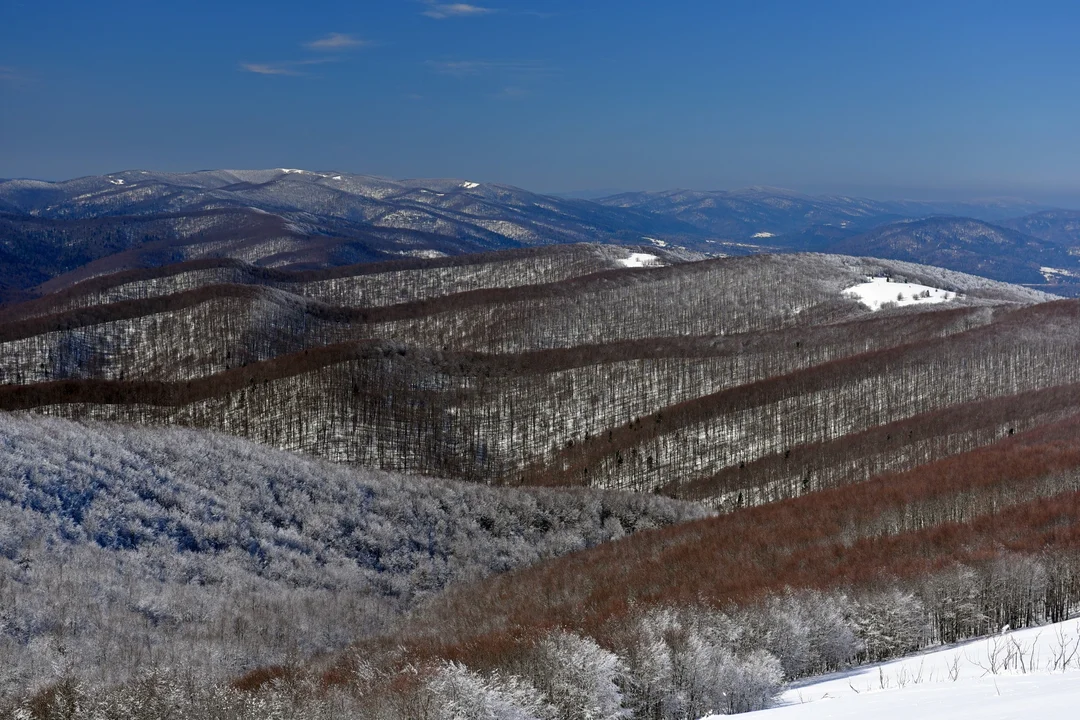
top-left (2, 0), bottom-right (1080, 200)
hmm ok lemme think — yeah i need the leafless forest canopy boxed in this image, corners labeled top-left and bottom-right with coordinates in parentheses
top-left (2, 244), bottom-right (1080, 718)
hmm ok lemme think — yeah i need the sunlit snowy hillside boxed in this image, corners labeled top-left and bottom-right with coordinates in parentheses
top-left (722, 618), bottom-right (1080, 720)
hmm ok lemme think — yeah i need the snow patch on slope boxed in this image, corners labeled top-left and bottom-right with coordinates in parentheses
top-left (717, 619), bottom-right (1080, 720)
top-left (1041, 266), bottom-right (1080, 281)
top-left (394, 249), bottom-right (449, 259)
top-left (843, 276), bottom-right (956, 311)
top-left (752, 231), bottom-right (776, 238)
top-left (616, 253), bottom-right (662, 268)
top-left (461, 181), bottom-right (481, 189)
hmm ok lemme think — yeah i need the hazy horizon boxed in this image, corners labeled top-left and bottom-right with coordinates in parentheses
top-left (6, 166), bottom-right (1080, 209)
top-left (3, 1), bottom-right (1080, 206)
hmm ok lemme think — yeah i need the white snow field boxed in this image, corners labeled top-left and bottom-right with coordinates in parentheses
top-left (843, 276), bottom-right (957, 311)
top-left (710, 619), bottom-right (1080, 720)
top-left (616, 252), bottom-right (662, 268)
top-left (1041, 266), bottom-right (1080, 280)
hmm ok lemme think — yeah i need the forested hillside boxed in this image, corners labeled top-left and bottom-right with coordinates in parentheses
top-left (5, 244), bottom-right (1080, 719)
top-left (0, 247), bottom-right (1061, 508)
top-left (163, 411), bottom-right (1079, 719)
top-left (0, 413), bottom-right (704, 698)
top-left (8, 413), bottom-right (1080, 718)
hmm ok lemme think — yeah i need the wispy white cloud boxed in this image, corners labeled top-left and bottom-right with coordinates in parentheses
top-left (305, 33), bottom-right (366, 50)
top-left (241, 32), bottom-right (368, 78)
top-left (423, 2), bottom-right (496, 19)
top-left (240, 51), bottom-right (350, 77)
top-left (0, 66), bottom-right (25, 84)
top-left (239, 62), bottom-right (304, 76)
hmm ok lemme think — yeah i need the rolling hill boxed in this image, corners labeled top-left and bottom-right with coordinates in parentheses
top-left (6, 178), bottom-right (1080, 717)
top-left (0, 245), bottom-right (1062, 506)
top-left (5, 170), bottom-right (1073, 307)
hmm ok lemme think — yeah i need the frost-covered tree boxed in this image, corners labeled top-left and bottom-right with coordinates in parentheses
top-left (526, 631), bottom-right (629, 720)
top-left (620, 607), bottom-right (782, 719)
top-left (424, 662), bottom-right (554, 720)
top-left (853, 589), bottom-right (931, 662)
top-left (681, 635), bottom-right (782, 716)
top-left (744, 590), bottom-right (861, 677)
top-left (921, 564), bottom-right (986, 644)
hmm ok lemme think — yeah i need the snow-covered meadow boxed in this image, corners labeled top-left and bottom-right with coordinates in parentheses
top-left (616, 252), bottom-right (663, 268)
top-left (844, 276), bottom-right (957, 311)
top-left (716, 618), bottom-right (1080, 720)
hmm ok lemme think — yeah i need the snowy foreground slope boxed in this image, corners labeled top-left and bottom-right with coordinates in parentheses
top-left (710, 618), bottom-right (1080, 720)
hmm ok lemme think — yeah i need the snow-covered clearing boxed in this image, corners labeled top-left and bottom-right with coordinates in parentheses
top-left (396, 249), bottom-right (448, 259)
top-left (713, 619), bottom-right (1080, 720)
top-left (752, 231), bottom-right (777, 238)
top-left (1041, 266), bottom-right (1080, 280)
top-left (643, 236), bottom-right (670, 247)
top-left (616, 252), bottom-right (662, 268)
top-left (843, 276), bottom-right (956, 311)
top-left (461, 181), bottom-right (481, 189)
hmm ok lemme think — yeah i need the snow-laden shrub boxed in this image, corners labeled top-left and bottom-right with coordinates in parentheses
top-left (528, 630), bottom-right (630, 720)
top-left (424, 661), bottom-right (554, 720)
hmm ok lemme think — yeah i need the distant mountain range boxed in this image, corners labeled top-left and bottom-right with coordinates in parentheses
top-left (2, 169), bottom-right (1079, 302)
top-left (829, 216), bottom-right (1076, 287)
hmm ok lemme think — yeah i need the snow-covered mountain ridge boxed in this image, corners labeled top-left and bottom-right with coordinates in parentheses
top-left (5, 168), bottom-right (1080, 304)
